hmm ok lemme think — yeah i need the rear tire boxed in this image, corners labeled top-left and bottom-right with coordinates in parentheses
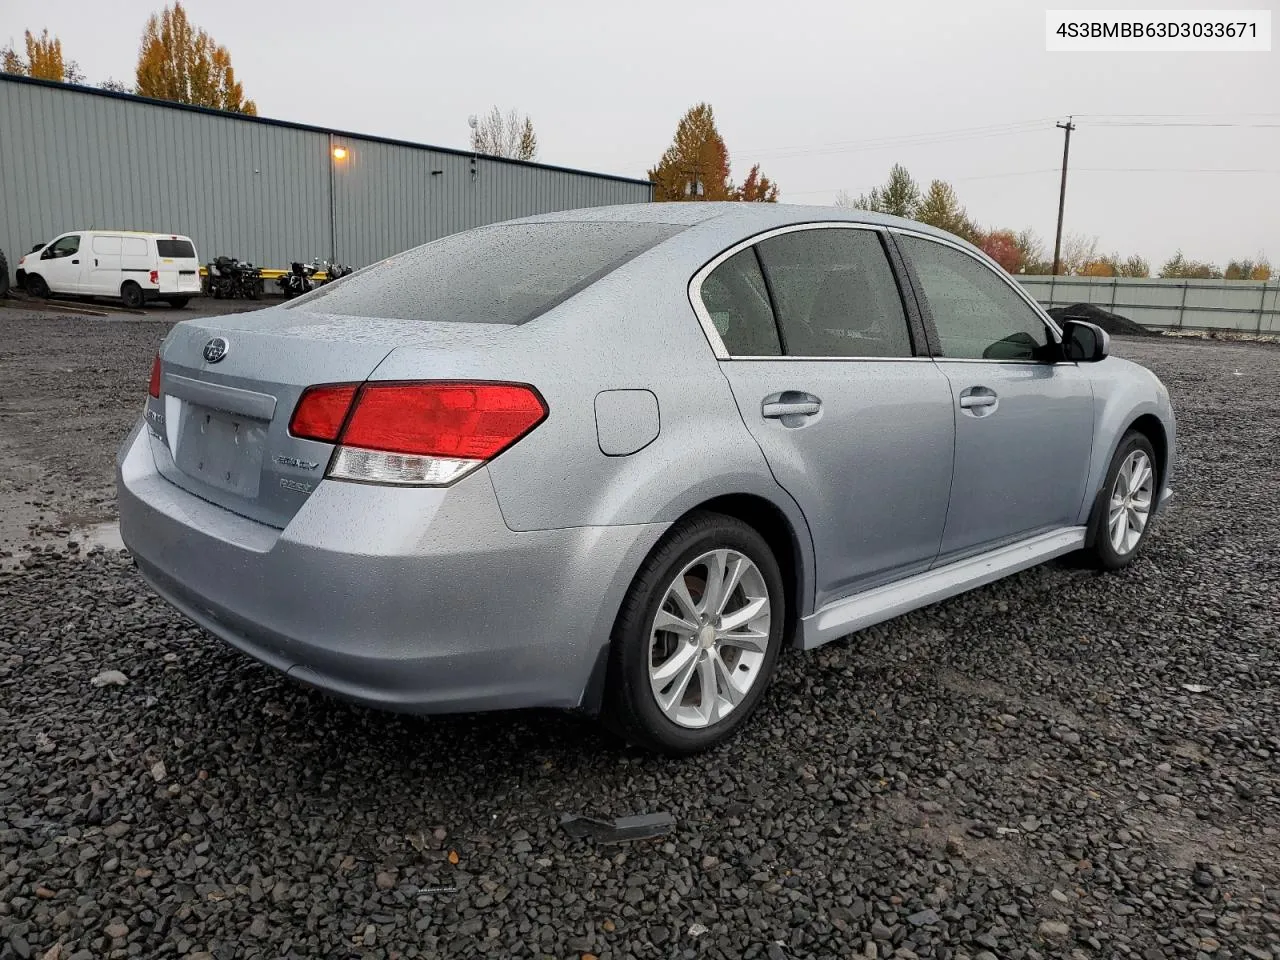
top-left (1084, 430), bottom-right (1158, 571)
top-left (166, 297), bottom-right (190, 308)
top-left (25, 273), bottom-right (50, 299)
top-left (604, 511), bottom-right (785, 755)
top-left (120, 281), bottom-right (144, 309)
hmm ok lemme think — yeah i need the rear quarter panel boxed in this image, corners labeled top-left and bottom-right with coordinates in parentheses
top-left (367, 228), bottom-right (819, 613)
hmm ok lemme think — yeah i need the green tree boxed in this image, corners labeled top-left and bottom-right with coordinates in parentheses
top-left (1160, 251), bottom-right (1222, 279)
top-left (845, 164), bottom-right (921, 218)
top-left (914, 180), bottom-right (975, 239)
top-left (135, 2), bottom-right (256, 114)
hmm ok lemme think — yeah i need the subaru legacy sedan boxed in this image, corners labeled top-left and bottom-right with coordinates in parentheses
top-left (118, 204), bottom-right (1175, 754)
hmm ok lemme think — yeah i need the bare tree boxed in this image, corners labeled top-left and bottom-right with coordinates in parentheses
top-left (1057, 232), bottom-right (1099, 275)
top-left (470, 106), bottom-right (538, 161)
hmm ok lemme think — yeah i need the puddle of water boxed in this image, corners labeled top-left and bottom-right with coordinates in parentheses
top-left (79, 521), bottom-right (125, 552)
top-left (2, 520), bottom-right (126, 569)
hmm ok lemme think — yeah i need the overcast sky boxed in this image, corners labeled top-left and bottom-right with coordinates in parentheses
top-left (8, 0), bottom-right (1278, 266)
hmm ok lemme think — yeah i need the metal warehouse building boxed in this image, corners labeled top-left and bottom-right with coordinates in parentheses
top-left (0, 74), bottom-right (652, 283)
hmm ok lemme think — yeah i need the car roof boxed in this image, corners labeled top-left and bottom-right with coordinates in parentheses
top-left (513, 202), bottom-right (975, 251)
top-left (58, 230), bottom-right (193, 239)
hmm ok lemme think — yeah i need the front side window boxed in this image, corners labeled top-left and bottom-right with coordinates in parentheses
top-left (754, 228), bottom-right (913, 358)
top-left (47, 235), bottom-right (80, 258)
top-left (898, 235), bottom-right (1051, 360)
top-left (698, 248), bottom-right (781, 356)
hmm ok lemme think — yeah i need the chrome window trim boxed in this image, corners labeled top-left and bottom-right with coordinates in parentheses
top-left (887, 226), bottom-right (1065, 340)
top-left (688, 221), bottom-right (916, 362)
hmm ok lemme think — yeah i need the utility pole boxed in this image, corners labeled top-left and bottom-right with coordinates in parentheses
top-left (1051, 117), bottom-right (1075, 276)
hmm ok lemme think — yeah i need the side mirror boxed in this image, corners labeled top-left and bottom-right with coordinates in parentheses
top-left (30, 243), bottom-right (45, 253)
top-left (1060, 319), bottom-right (1109, 362)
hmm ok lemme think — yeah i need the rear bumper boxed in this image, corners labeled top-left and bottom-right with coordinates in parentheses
top-left (117, 419), bottom-right (665, 713)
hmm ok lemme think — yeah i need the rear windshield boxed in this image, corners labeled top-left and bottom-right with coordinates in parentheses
top-left (156, 239), bottom-right (196, 258)
top-left (287, 221), bottom-right (684, 324)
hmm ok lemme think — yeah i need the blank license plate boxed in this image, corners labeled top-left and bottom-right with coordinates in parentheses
top-left (174, 405), bottom-right (265, 497)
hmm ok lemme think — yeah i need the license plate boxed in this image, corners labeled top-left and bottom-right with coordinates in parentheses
top-left (174, 405), bottom-right (265, 497)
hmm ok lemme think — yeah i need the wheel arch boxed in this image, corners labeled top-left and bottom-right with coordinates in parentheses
top-left (579, 488), bottom-right (816, 714)
top-left (1127, 412), bottom-right (1169, 490)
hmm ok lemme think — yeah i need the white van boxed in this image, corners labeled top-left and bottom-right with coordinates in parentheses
top-left (17, 231), bottom-right (202, 309)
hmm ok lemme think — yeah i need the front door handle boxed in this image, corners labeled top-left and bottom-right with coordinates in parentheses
top-left (762, 391), bottom-right (822, 419)
top-left (71, 259), bottom-right (80, 264)
top-left (958, 386), bottom-right (999, 416)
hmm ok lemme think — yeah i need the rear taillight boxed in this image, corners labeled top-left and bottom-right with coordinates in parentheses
top-left (289, 384), bottom-right (358, 442)
top-left (148, 354), bottom-right (162, 398)
top-left (288, 382), bottom-right (547, 487)
top-left (149, 269), bottom-right (159, 285)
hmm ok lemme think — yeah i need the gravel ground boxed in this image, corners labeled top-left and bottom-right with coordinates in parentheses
top-left (1, 311), bottom-right (1278, 960)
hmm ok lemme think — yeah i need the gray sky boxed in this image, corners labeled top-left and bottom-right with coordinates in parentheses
top-left (8, 0), bottom-right (1278, 266)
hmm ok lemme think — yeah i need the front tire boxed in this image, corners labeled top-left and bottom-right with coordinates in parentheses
top-left (25, 273), bottom-right (50, 299)
top-left (604, 511), bottom-right (785, 755)
top-left (1086, 430), bottom-right (1158, 570)
top-left (120, 281), bottom-right (145, 309)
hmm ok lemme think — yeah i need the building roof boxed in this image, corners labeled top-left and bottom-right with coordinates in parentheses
top-left (0, 73), bottom-right (652, 188)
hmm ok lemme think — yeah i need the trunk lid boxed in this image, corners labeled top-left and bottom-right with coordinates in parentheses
top-left (147, 306), bottom-right (511, 528)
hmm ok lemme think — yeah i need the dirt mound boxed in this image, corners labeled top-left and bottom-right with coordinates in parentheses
top-left (1047, 302), bottom-right (1157, 337)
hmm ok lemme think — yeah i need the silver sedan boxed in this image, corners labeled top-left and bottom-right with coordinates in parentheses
top-left (118, 203), bottom-right (1176, 754)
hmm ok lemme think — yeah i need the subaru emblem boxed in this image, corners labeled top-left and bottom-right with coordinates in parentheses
top-left (203, 337), bottom-right (229, 363)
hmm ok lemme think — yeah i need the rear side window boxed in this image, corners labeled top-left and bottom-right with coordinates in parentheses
top-left (698, 248), bottom-right (781, 356)
top-left (122, 237), bottom-right (148, 257)
top-left (290, 222), bottom-right (684, 324)
top-left (93, 236), bottom-right (122, 255)
top-left (156, 239), bottom-right (196, 258)
top-left (898, 235), bottom-right (1050, 360)
top-left (755, 228), bottom-right (913, 358)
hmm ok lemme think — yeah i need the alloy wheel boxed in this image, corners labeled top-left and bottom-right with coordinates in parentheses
top-left (648, 549), bottom-right (772, 729)
top-left (1108, 449), bottom-right (1154, 555)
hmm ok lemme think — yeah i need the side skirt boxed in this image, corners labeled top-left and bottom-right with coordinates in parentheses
top-left (799, 527), bottom-right (1087, 650)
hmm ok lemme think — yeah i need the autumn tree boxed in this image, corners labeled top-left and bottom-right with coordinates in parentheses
top-left (1159, 251), bottom-right (1222, 279)
top-left (1, 29), bottom-right (84, 82)
top-left (648, 103), bottom-right (779, 202)
top-left (135, 2), bottom-right (256, 114)
top-left (470, 106), bottom-right (538, 161)
top-left (735, 164), bottom-right (779, 202)
top-left (1225, 257), bottom-right (1272, 280)
top-left (649, 103), bottom-right (735, 201)
top-left (979, 230), bottom-right (1025, 274)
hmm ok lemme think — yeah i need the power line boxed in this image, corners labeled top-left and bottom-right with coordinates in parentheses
top-left (787, 166), bottom-right (1280, 197)
top-left (737, 114), bottom-right (1280, 164)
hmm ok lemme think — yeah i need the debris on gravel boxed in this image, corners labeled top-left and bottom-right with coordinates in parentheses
top-left (0, 316), bottom-right (1278, 958)
top-left (1048, 301), bottom-right (1158, 336)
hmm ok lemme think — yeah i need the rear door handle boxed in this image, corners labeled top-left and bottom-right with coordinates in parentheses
top-left (762, 391), bottom-right (822, 419)
top-left (958, 394), bottom-right (997, 409)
